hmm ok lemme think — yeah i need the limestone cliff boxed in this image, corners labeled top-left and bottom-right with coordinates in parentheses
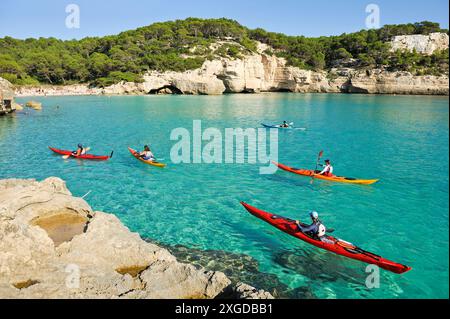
top-left (390, 32), bottom-right (449, 55)
top-left (13, 36), bottom-right (449, 97)
top-left (1, 77), bottom-right (16, 114)
top-left (0, 177), bottom-right (273, 299)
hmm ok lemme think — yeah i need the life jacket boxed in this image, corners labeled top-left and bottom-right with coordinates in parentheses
top-left (317, 223), bottom-right (326, 237)
top-left (313, 219), bottom-right (326, 238)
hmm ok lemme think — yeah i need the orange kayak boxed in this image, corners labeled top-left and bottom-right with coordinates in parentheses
top-left (274, 162), bottom-right (379, 185)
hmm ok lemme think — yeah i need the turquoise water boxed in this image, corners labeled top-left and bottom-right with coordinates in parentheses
top-left (1, 93), bottom-right (448, 299)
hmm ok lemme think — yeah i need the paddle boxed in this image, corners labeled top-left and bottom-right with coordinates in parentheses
top-left (310, 150), bottom-right (324, 184)
top-left (63, 147), bottom-right (91, 159)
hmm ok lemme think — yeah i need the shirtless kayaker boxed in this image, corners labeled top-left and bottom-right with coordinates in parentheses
top-left (73, 144), bottom-right (86, 156)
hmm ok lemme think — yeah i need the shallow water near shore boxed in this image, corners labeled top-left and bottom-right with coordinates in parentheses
top-left (1, 93), bottom-right (448, 298)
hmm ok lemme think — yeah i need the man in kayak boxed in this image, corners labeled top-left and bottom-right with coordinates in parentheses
top-left (318, 159), bottom-right (334, 177)
top-left (72, 144), bottom-right (86, 156)
top-left (296, 211), bottom-right (332, 243)
top-left (138, 145), bottom-right (156, 162)
top-left (280, 121), bottom-right (290, 128)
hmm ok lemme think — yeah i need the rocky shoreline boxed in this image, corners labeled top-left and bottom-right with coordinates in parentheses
top-left (14, 67), bottom-right (449, 98)
top-left (0, 177), bottom-right (273, 299)
top-left (13, 38), bottom-right (449, 98)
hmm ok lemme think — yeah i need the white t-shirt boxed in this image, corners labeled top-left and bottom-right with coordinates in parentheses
top-left (142, 150), bottom-right (154, 159)
top-left (320, 164), bottom-right (333, 175)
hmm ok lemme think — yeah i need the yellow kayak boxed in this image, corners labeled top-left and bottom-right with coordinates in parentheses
top-left (275, 162), bottom-right (378, 185)
top-left (128, 147), bottom-right (166, 168)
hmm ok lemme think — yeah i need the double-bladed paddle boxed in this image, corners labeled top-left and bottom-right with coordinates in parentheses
top-left (310, 150), bottom-right (324, 184)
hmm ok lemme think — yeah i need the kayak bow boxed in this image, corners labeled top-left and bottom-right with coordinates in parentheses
top-left (241, 202), bottom-right (411, 274)
top-left (274, 162), bottom-right (379, 185)
top-left (49, 147), bottom-right (113, 161)
top-left (128, 147), bottom-right (166, 168)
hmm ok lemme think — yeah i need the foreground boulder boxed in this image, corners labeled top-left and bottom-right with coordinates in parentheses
top-left (0, 177), bottom-right (272, 299)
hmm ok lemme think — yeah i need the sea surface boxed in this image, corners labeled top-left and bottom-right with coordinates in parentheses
top-left (1, 93), bottom-right (448, 299)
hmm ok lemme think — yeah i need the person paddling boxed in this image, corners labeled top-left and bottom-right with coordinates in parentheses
top-left (318, 159), bottom-right (334, 177)
top-left (73, 144), bottom-right (86, 156)
top-left (280, 121), bottom-right (290, 128)
top-left (296, 211), bottom-right (332, 243)
top-left (138, 145), bottom-right (155, 162)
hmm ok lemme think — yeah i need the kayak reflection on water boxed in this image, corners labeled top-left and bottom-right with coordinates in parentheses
top-left (296, 211), bottom-right (334, 244)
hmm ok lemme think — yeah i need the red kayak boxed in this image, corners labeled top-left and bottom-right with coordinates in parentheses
top-left (241, 202), bottom-right (411, 274)
top-left (49, 147), bottom-right (113, 161)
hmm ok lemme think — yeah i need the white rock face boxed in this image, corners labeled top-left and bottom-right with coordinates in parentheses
top-left (1, 77), bottom-right (15, 113)
top-left (390, 32), bottom-right (449, 55)
top-left (0, 177), bottom-right (272, 299)
top-left (346, 70), bottom-right (449, 95)
top-left (12, 38), bottom-right (449, 97)
top-left (0, 77), bottom-right (14, 93)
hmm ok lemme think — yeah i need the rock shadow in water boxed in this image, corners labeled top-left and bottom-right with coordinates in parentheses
top-left (145, 239), bottom-right (317, 299)
top-left (272, 248), bottom-right (367, 285)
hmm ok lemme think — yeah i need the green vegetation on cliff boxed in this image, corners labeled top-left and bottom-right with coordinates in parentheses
top-left (0, 18), bottom-right (448, 86)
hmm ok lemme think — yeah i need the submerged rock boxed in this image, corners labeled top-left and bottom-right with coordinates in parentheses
top-left (151, 241), bottom-right (315, 299)
top-left (25, 101), bottom-right (42, 110)
top-left (229, 283), bottom-right (274, 299)
top-left (0, 177), bottom-right (271, 299)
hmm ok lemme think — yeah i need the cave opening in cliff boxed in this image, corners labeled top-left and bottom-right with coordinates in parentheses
top-left (148, 85), bottom-right (183, 95)
top-left (273, 88), bottom-right (293, 93)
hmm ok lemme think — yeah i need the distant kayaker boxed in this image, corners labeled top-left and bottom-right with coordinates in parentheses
top-left (73, 144), bottom-right (86, 156)
top-left (280, 121), bottom-right (290, 128)
top-left (318, 159), bottom-right (334, 177)
top-left (296, 211), bottom-right (331, 243)
top-left (138, 145), bottom-right (155, 162)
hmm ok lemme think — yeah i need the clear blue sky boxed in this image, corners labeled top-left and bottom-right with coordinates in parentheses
top-left (0, 0), bottom-right (448, 39)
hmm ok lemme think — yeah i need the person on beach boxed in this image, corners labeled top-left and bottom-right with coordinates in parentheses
top-left (296, 211), bottom-right (332, 243)
top-left (318, 159), bottom-right (334, 177)
top-left (73, 144), bottom-right (86, 156)
top-left (138, 145), bottom-right (155, 161)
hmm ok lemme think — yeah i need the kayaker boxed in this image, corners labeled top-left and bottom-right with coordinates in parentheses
top-left (295, 211), bottom-right (331, 243)
top-left (318, 159), bottom-right (334, 177)
top-left (73, 144), bottom-right (86, 156)
top-left (280, 121), bottom-right (290, 128)
top-left (138, 145), bottom-right (155, 162)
